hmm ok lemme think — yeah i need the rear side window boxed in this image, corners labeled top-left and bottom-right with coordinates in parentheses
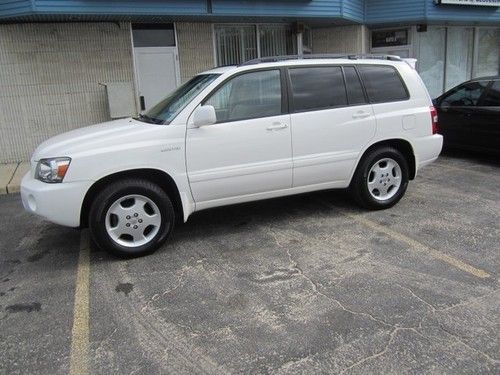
top-left (343, 67), bottom-right (367, 105)
top-left (480, 81), bottom-right (500, 106)
top-left (358, 65), bottom-right (409, 103)
top-left (289, 66), bottom-right (347, 112)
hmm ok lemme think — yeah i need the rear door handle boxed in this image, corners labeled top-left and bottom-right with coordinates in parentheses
top-left (266, 122), bottom-right (288, 131)
top-left (352, 111), bottom-right (370, 119)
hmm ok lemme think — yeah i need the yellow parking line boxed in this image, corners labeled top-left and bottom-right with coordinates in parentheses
top-left (346, 213), bottom-right (491, 279)
top-left (69, 230), bottom-right (90, 375)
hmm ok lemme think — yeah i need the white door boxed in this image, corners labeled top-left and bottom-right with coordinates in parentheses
top-left (186, 69), bottom-right (293, 204)
top-left (134, 47), bottom-right (180, 111)
top-left (288, 66), bottom-right (376, 187)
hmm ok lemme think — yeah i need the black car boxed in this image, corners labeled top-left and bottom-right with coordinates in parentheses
top-left (433, 76), bottom-right (500, 156)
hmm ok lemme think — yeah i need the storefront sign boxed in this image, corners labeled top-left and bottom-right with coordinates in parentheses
top-left (372, 29), bottom-right (409, 48)
top-left (435, 0), bottom-right (500, 6)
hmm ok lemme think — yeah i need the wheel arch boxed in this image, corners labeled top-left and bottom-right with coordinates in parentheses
top-left (80, 168), bottom-right (185, 228)
top-left (355, 139), bottom-right (416, 181)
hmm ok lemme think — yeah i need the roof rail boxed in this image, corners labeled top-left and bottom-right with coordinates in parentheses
top-left (240, 53), bottom-right (403, 66)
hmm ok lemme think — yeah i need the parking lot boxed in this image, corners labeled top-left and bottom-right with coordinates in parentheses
top-left (0, 153), bottom-right (499, 374)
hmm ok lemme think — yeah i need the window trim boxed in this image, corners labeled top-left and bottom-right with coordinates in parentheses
top-left (200, 67), bottom-right (288, 124)
top-left (356, 64), bottom-right (411, 104)
top-left (342, 66), bottom-right (369, 106)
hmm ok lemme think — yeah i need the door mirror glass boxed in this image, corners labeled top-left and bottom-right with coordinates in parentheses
top-left (193, 105), bottom-right (217, 127)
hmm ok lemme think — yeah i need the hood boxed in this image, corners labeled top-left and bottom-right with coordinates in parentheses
top-left (32, 118), bottom-right (161, 161)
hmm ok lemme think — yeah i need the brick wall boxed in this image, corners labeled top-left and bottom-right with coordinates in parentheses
top-left (0, 22), bottom-right (135, 163)
top-left (176, 22), bottom-right (215, 83)
top-left (312, 25), bottom-right (368, 54)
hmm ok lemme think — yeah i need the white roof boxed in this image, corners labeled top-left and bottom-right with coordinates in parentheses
top-left (198, 57), bottom-right (410, 76)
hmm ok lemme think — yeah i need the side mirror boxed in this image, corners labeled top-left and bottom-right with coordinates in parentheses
top-left (193, 105), bottom-right (217, 127)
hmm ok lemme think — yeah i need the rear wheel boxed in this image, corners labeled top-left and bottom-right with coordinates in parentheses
top-left (350, 147), bottom-right (409, 210)
top-left (89, 179), bottom-right (175, 257)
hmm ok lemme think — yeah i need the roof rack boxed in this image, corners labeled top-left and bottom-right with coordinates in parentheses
top-left (240, 53), bottom-right (403, 66)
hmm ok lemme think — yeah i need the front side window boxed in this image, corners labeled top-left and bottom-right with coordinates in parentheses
top-left (204, 69), bottom-right (282, 123)
top-left (139, 74), bottom-right (220, 124)
top-left (289, 66), bottom-right (347, 112)
top-left (440, 81), bottom-right (488, 107)
top-left (480, 81), bottom-right (500, 107)
top-left (358, 65), bottom-right (409, 103)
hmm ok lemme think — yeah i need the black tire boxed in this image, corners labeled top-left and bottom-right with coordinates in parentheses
top-left (88, 178), bottom-right (175, 258)
top-left (349, 147), bottom-right (409, 210)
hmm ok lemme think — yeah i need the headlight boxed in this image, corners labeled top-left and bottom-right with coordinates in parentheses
top-left (35, 157), bottom-right (71, 183)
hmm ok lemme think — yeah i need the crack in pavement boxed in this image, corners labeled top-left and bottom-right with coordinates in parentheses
top-left (267, 225), bottom-right (499, 374)
top-left (338, 326), bottom-right (422, 375)
top-left (438, 324), bottom-right (500, 366)
top-left (394, 283), bottom-right (437, 313)
top-left (267, 226), bottom-right (393, 328)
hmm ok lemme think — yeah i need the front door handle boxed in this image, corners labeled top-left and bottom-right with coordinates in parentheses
top-left (352, 111), bottom-right (371, 119)
top-left (266, 122), bottom-right (288, 131)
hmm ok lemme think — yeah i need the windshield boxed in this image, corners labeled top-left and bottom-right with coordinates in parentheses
top-left (136, 74), bottom-right (221, 124)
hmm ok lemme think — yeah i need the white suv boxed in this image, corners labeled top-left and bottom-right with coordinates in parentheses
top-left (21, 55), bottom-right (443, 257)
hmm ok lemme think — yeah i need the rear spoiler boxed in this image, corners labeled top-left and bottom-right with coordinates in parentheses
top-left (402, 58), bottom-right (417, 69)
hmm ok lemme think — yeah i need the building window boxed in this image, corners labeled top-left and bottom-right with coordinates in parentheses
top-left (417, 26), bottom-right (446, 98)
top-left (132, 24), bottom-right (176, 47)
top-left (416, 26), bottom-right (499, 98)
top-left (214, 25), bottom-right (257, 66)
top-left (372, 29), bottom-right (409, 48)
top-left (476, 28), bottom-right (500, 78)
top-left (214, 24), bottom-right (296, 66)
top-left (258, 25), bottom-right (295, 58)
top-left (445, 27), bottom-right (474, 91)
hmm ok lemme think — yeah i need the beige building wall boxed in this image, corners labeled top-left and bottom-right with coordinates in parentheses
top-left (312, 25), bottom-right (368, 55)
top-left (0, 22), bottom-right (135, 163)
top-left (176, 22), bottom-right (215, 83)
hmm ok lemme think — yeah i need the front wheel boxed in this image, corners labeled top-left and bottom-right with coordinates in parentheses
top-left (350, 147), bottom-right (409, 210)
top-left (89, 179), bottom-right (175, 257)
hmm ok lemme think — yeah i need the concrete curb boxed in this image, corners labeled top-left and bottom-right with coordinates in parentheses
top-left (0, 162), bottom-right (30, 195)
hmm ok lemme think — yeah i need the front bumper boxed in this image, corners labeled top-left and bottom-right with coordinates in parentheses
top-left (21, 173), bottom-right (92, 227)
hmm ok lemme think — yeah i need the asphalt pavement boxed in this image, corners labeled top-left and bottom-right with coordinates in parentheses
top-left (1, 152), bottom-right (499, 374)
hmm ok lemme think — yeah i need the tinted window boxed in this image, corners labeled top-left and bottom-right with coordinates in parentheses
top-left (358, 66), bottom-right (409, 103)
top-left (142, 74), bottom-right (220, 124)
top-left (205, 70), bottom-right (282, 123)
top-left (343, 67), bottom-right (367, 105)
top-left (132, 24), bottom-right (176, 47)
top-left (480, 81), bottom-right (500, 106)
top-left (289, 66), bottom-right (347, 112)
top-left (441, 81), bottom-right (488, 107)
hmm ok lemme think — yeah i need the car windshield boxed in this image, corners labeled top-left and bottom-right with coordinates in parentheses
top-left (135, 74), bottom-right (221, 124)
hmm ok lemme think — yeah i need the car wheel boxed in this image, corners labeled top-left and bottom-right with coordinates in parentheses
top-left (89, 179), bottom-right (175, 257)
top-left (350, 147), bottom-right (409, 210)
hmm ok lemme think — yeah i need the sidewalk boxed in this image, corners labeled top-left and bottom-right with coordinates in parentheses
top-left (0, 162), bottom-right (30, 195)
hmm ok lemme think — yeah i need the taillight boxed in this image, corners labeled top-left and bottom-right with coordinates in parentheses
top-left (430, 106), bottom-right (438, 134)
